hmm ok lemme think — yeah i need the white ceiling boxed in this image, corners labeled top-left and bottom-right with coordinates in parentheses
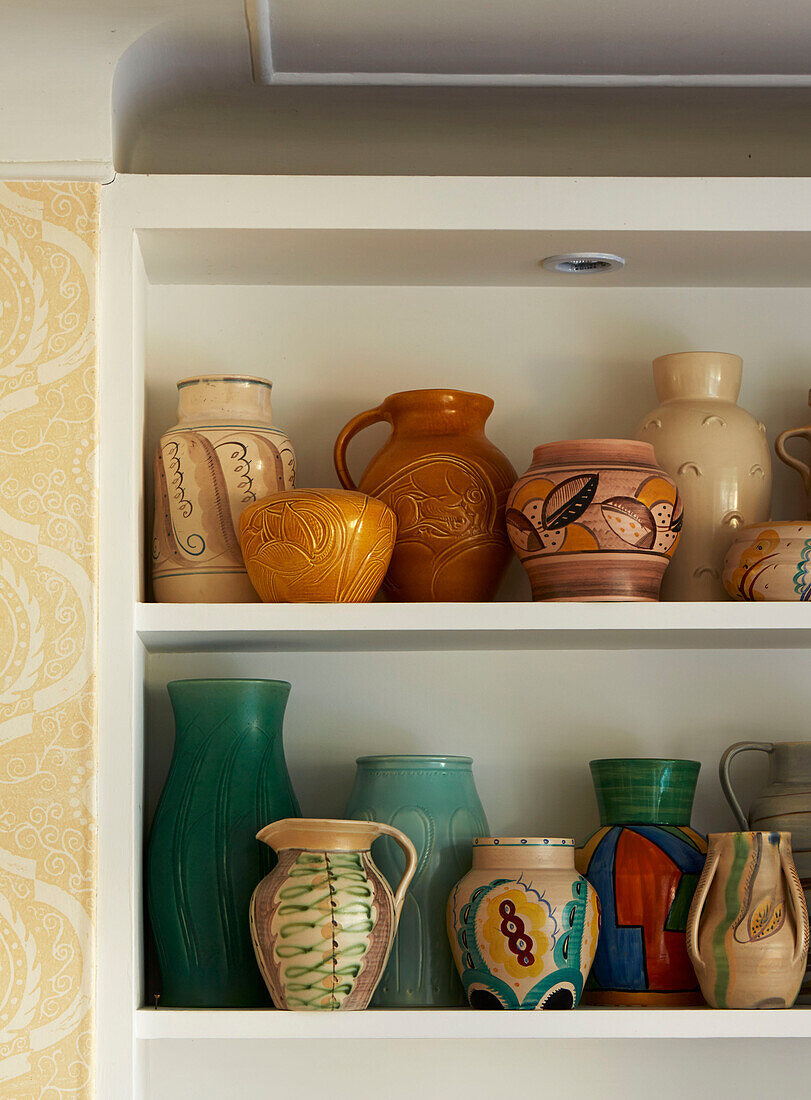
top-left (2, 0), bottom-right (811, 176)
top-left (261, 0), bottom-right (811, 80)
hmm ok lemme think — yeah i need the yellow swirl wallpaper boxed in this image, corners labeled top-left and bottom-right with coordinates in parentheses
top-left (0, 182), bottom-right (98, 1098)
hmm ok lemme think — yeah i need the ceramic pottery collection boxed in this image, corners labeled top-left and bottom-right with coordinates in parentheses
top-left (636, 352), bottom-right (771, 601)
top-left (249, 818), bottom-right (417, 1010)
top-left (152, 375), bottom-right (296, 603)
top-left (334, 389), bottom-right (516, 601)
top-left (345, 755), bottom-right (489, 1007)
top-left (687, 831), bottom-right (809, 1009)
top-left (145, 687), bottom-right (811, 1014)
top-left (576, 758), bottom-right (707, 1005)
top-left (506, 439), bottom-right (682, 601)
top-left (722, 523), bottom-right (811, 601)
top-left (146, 355), bottom-right (811, 605)
top-left (721, 741), bottom-right (811, 1001)
top-left (238, 488), bottom-right (397, 602)
top-left (776, 388), bottom-right (811, 518)
top-left (147, 679), bottom-right (300, 1007)
top-left (447, 837), bottom-right (599, 1009)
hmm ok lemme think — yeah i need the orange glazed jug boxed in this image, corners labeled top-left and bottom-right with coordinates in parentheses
top-left (334, 389), bottom-right (516, 601)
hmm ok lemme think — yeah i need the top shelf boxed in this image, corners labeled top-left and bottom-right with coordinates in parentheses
top-left (136, 601), bottom-right (811, 653)
top-left (107, 175), bottom-right (811, 289)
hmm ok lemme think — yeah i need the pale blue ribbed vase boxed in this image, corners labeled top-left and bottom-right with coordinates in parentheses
top-left (345, 754), bottom-right (489, 1007)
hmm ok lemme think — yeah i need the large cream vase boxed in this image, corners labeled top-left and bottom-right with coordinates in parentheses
top-left (636, 352), bottom-right (771, 600)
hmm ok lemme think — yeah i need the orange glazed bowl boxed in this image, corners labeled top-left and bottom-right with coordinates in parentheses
top-left (239, 488), bottom-right (397, 603)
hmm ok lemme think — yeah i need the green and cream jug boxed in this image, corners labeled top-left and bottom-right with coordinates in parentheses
top-left (249, 818), bottom-right (417, 1010)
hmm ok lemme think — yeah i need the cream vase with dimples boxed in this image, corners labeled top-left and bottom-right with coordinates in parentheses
top-left (636, 352), bottom-right (771, 600)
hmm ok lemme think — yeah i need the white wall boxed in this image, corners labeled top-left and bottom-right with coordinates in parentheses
top-left (145, 282), bottom-right (811, 522)
top-left (0, 0), bottom-right (226, 176)
top-left (144, 646), bottom-right (811, 840)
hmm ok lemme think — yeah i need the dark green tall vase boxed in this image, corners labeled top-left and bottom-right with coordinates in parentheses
top-left (147, 679), bottom-right (300, 1007)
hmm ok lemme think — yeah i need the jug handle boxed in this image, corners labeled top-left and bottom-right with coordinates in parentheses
top-left (372, 822), bottom-right (418, 929)
top-left (334, 406), bottom-right (388, 491)
top-left (775, 427), bottom-right (811, 494)
top-left (686, 847), bottom-right (719, 980)
top-left (719, 741), bottom-right (774, 829)
top-left (781, 840), bottom-right (811, 969)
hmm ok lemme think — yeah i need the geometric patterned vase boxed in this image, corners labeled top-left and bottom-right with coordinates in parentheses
top-left (576, 758), bottom-right (707, 1005)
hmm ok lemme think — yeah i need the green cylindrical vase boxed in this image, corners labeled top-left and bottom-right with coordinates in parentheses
top-left (345, 754), bottom-right (489, 1006)
top-left (590, 757), bottom-right (700, 825)
top-left (147, 679), bottom-right (300, 1007)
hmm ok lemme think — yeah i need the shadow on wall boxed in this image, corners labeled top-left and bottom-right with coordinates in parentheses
top-left (113, 17), bottom-right (811, 176)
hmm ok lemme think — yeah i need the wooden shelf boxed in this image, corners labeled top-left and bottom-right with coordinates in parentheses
top-left (136, 601), bottom-right (811, 653)
top-left (135, 1006), bottom-right (811, 1041)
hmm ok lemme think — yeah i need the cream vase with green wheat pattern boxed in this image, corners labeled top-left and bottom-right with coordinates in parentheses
top-left (687, 831), bottom-right (809, 1009)
top-left (249, 818), bottom-right (418, 1010)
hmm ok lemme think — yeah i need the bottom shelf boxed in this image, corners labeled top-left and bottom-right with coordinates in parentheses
top-left (135, 1006), bottom-right (811, 1041)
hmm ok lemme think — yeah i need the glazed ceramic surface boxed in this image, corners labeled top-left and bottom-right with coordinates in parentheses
top-left (722, 522), bottom-right (811, 601)
top-left (775, 388), bottom-right (811, 518)
top-left (687, 831), bottom-right (809, 1009)
top-left (576, 758), bottom-right (707, 1005)
top-left (250, 818), bottom-right (417, 1010)
top-left (333, 389), bottom-right (516, 601)
top-left (506, 439), bottom-right (682, 601)
top-left (447, 837), bottom-right (599, 1010)
top-left (147, 679), bottom-right (300, 1007)
top-left (152, 374), bottom-right (296, 602)
top-left (721, 741), bottom-right (811, 1001)
top-left (636, 352), bottom-right (771, 601)
top-left (345, 755), bottom-right (489, 1007)
top-left (238, 488), bottom-right (397, 602)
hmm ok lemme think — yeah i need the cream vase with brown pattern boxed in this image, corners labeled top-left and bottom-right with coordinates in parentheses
top-left (151, 374), bottom-right (296, 602)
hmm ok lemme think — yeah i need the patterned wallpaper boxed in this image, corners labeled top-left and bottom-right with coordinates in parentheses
top-left (0, 182), bottom-right (98, 1098)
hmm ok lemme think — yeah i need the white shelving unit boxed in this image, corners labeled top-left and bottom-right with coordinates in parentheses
top-left (136, 601), bottom-right (811, 652)
top-left (100, 175), bottom-right (811, 1100)
top-left (134, 1005), bottom-right (811, 1041)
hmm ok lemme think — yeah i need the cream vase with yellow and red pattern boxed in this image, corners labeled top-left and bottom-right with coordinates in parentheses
top-left (447, 837), bottom-right (600, 1010)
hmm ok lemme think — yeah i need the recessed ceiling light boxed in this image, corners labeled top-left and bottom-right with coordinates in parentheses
top-left (541, 252), bottom-right (626, 274)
